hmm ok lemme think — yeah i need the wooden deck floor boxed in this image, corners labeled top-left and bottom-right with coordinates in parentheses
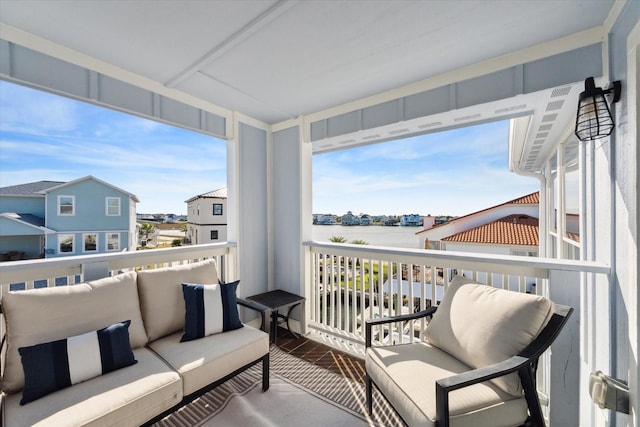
top-left (273, 327), bottom-right (367, 384)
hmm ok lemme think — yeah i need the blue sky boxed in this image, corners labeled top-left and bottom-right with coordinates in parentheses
top-left (0, 81), bottom-right (538, 216)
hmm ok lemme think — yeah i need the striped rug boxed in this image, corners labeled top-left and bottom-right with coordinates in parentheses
top-left (153, 345), bottom-right (405, 426)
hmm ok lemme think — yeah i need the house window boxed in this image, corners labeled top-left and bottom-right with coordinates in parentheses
top-left (58, 195), bottom-right (75, 216)
top-left (59, 234), bottom-right (74, 253)
top-left (213, 203), bottom-right (223, 215)
top-left (210, 230), bottom-right (218, 240)
top-left (83, 233), bottom-right (98, 252)
top-left (106, 197), bottom-right (121, 216)
top-left (107, 233), bottom-right (120, 251)
top-left (511, 250), bottom-right (538, 257)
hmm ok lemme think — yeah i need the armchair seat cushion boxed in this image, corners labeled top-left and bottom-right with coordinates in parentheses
top-left (366, 342), bottom-right (528, 427)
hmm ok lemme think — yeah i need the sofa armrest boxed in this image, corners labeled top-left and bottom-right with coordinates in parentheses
top-left (365, 306), bottom-right (437, 348)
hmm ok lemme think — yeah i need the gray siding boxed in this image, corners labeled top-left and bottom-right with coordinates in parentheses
top-left (311, 44), bottom-right (603, 141)
top-left (0, 41), bottom-right (227, 139)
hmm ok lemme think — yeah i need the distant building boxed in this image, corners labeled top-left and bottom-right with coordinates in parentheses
top-left (415, 192), bottom-right (544, 256)
top-left (314, 214), bottom-right (336, 225)
top-left (0, 176), bottom-right (139, 259)
top-left (359, 214), bottom-right (372, 225)
top-left (400, 214), bottom-right (423, 226)
top-left (185, 188), bottom-right (227, 244)
top-left (341, 211), bottom-right (358, 225)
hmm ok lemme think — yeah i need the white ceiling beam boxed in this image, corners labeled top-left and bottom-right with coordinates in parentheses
top-left (165, 0), bottom-right (298, 88)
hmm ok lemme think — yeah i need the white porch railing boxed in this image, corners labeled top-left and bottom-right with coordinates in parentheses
top-left (0, 242), bottom-right (237, 295)
top-left (304, 241), bottom-right (610, 425)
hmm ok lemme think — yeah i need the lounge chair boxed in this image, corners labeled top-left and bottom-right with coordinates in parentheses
top-left (365, 275), bottom-right (572, 427)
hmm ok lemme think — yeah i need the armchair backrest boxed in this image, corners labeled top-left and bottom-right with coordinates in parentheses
top-left (425, 275), bottom-right (554, 397)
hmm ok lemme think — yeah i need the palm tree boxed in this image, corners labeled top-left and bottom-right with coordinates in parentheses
top-left (329, 236), bottom-right (347, 243)
top-left (140, 222), bottom-right (156, 240)
top-left (351, 239), bottom-right (368, 245)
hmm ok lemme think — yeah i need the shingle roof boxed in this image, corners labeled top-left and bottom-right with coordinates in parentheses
top-left (0, 181), bottom-right (65, 196)
top-left (0, 213), bottom-right (45, 227)
top-left (442, 214), bottom-right (539, 246)
top-left (185, 187), bottom-right (227, 203)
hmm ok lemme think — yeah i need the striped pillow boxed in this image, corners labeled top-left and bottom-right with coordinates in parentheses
top-left (18, 320), bottom-right (137, 404)
top-left (181, 281), bottom-right (243, 342)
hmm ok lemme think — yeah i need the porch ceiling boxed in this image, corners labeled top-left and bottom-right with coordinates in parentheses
top-left (0, 0), bottom-right (616, 168)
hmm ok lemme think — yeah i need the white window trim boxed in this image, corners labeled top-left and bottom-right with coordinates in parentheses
top-left (83, 233), bottom-right (99, 253)
top-left (58, 195), bottom-right (75, 216)
top-left (107, 232), bottom-right (120, 251)
top-left (106, 197), bottom-right (121, 216)
top-left (58, 233), bottom-right (74, 254)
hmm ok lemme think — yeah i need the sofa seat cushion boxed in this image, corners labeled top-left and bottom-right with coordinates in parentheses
top-left (366, 342), bottom-right (528, 427)
top-left (3, 348), bottom-right (182, 427)
top-left (1, 272), bottom-right (148, 393)
top-left (425, 275), bottom-right (552, 396)
top-left (148, 325), bottom-right (268, 396)
top-left (137, 259), bottom-right (219, 341)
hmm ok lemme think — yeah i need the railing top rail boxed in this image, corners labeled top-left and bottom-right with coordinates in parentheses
top-left (0, 242), bottom-right (236, 274)
top-left (304, 241), bottom-right (610, 275)
top-left (0, 243), bottom-right (237, 286)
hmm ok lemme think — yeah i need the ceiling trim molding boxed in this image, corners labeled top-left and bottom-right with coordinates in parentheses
top-left (0, 23), bottom-right (233, 121)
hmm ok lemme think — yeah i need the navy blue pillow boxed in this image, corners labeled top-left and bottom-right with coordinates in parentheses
top-left (18, 320), bottom-right (137, 405)
top-left (181, 280), bottom-right (243, 342)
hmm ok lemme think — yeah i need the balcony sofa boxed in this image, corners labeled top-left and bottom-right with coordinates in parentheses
top-left (0, 259), bottom-right (270, 426)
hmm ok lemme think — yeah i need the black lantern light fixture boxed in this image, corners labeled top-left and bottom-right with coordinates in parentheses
top-left (574, 76), bottom-right (622, 142)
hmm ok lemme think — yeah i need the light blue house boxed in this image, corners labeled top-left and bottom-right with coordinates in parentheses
top-left (0, 176), bottom-right (139, 259)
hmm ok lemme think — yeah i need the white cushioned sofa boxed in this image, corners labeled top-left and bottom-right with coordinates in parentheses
top-left (0, 259), bottom-right (270, 427)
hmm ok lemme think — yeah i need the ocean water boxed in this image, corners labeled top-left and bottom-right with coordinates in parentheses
top-left (312, 225), bottom-right (422, 249)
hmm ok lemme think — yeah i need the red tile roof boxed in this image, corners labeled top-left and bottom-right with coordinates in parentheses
top-left (442, 214), bottom-right (539, 246)
top-left (508, 192), bottom-right (539, 204)
top-left (417, 192), bottom-right (540, 235)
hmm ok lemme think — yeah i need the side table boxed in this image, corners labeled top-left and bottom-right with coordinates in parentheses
top-left (246, 290), bottom-right (305, 343)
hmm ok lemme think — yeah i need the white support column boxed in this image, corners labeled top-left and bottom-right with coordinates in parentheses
top-left (556, 145), bottom-right (566, 259)
top-left (548, 269), bottom-right (581, 426)
top-left (228, 114), bottom-right (271, 323)
top-left (272, 119), bottom-right (312, 335)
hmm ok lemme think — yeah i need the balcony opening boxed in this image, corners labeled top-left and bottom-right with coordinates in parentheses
top-left (312, 119), bottom-right (539, 250)
top-left (0, 80), bottom-right (227, 257)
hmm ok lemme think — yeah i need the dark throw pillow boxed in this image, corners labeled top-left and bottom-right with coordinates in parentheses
top-left (181, 280), bottom-right (243, 342)
top-left (18, 320), bottom-right (137, 405)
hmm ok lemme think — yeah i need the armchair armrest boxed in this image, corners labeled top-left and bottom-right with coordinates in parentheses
top-left (435, 308), bottom-right (573, 427)
top-left (435, 354), bottom-right (529, 427)
top-left (365, 306), bottom-right (437, 347)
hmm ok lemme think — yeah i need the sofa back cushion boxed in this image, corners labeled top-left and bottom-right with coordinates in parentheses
top-left (137, 259), bottom-right (219, 342)
top-left (1, 271), bottom-right (147, 393)
top-left (425, 275), bottom-right (552, 397)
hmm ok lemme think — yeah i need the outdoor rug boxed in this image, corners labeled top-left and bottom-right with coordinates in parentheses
top-left (152, 344), bottom-right (404, 426)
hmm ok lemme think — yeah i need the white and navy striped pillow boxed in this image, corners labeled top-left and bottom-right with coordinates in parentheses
top-left (181, 281), bottom-right (243, 342)
top-left (18, 320), bottom-right (137, 405)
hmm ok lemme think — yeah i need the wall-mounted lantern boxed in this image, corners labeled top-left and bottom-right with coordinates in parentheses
top-left (575, 77), bottom-right (622, 141)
